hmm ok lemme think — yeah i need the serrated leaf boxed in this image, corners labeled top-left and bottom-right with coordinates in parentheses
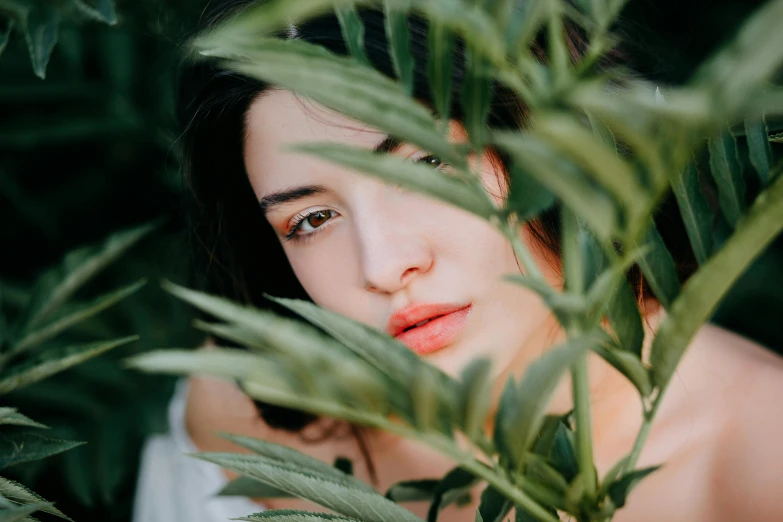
top-left (12, 279), bottom-right (146, 355)
top-left (475, 486), bottom-right (511, 522)
top-left (0, 411), bottom-right (47, 430)
top-left (457, 358), bottom-right (492, 441)
top-left (0, 477), bottom-right (71, 521)
top-left (708, 131), bottom-right (746, 228)
top-left (745, 116), bottom-right (773, 186)
top-left (426, 467), bottom-right (478, 522)
top-left (0, 336), bottom-right (137, 394)
top-left (197, 453), bottom-right (424, 522)
top-left (385, 479), bottom-right (438, 503)
top-left (0, 433), bottom-right (83, 469)
top-left (23, 5), bottom-right (59, 79)
top-left (290, 143), bottom-right (495, 219)
top-left (20, 222), bottom-right (156, 330)
top-left (0, 502), bottom-right (47, 522)
top-left (236, 510), bottom-right (363, 521)
top-left (335, 5), bottom-right (369, 66)
top-left (505, 164), bottom-right (556, 222)
top-left (651, 172), bottom-right (783, 387)
top-left (198, 37), bottom-right (465, 168)
top-left (635, 220), bottom-right (681, 308)
top-left (607, 466), bottom-right (660, 508)
top-left (218, 475), bottom-right (291, 498)
top-left (72, 0), bottom-right (117, 25)
top-left (384, 0), bottom-right (414, 95)
top-left (495, 336), bottom-right (595, 465)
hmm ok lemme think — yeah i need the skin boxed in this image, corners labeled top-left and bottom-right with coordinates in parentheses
top-left (185, 89), bottom-right (783, 521)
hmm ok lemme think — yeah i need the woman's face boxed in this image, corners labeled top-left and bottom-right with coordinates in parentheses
top-left (243, 89), bottom-right (559, 377)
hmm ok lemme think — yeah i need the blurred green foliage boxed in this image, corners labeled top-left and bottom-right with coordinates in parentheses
top-left (0, 0), bottom-right (782, 521)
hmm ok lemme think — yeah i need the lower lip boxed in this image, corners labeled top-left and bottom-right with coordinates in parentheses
top-left (395, 305), bottom-right (472, 355)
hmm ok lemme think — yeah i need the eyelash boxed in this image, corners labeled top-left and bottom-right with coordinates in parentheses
top-left (283, 154), bottom-right (446, 243)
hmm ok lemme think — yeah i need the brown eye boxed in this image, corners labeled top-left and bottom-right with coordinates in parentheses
top-left (417, 155), bottom-right (443, 168)
top-left (306, 210), bottom-right (331, 228)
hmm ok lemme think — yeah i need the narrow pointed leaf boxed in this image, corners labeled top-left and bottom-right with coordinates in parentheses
top-left (236, 511), bottom-right (362, 521)
top-left (0, 433), bottom-right (83, 469)
top-left (218, 475), bottom-right (291, 498)
top-left (475, 486), bottom-right (512, 522)
top-left (590, 344), bottom-right (652, 396)
top-left (0, 336), bottom-right (137, 394)
top-left (597, 455), bottom-right (630, 501)
top-left (708, 132), bottom-right (746, 227)
top-left (427, 20), bottom-right (455, 124)
top-left (636, 220), bottom-right (681, 307)
top-left (461, 43), bottom-right (493, 147)
top-left (23, 5), bottom-right (59, 79)
top-left (12, 279), bottom-right (146, 354)
top-left (549, 423), bottom-right (578, 483)
top-left (457, 358), bottom-right (492, 441)
top-left (289, 143), bottom-right (495, 219)
top-left (0, 502), bottom-right (47, 522)
top-left (385, 480), bottom-right (438, 502)
top-left (72, 0), bottom-right (117, 25)
top-left (607, 466), bottom-right (660, 508)
top-left (335, 5), bottom-right (369, 66)
top-left (651, 172), bottom-right (783, 387)
top-left (384, 0), bottom-right (414, 95)
top-left (605, 279), bottom-right (644, 357)
top-left (200, 37), bottom-right (464, 168)
top-left (0, 411), bottom-right (47, 430)
top-left (745, 116), bottom-right (773, 186)
top-left (21, 222), bottom-right (156, 329)
top-left (505, 164), bottom-right (556, 222)
top-left (426, 467), bottom-right (479, 522)
top-left (197, 453), bottom-right (424, 522)
top-left (0, 477), bottom-right (71, 521)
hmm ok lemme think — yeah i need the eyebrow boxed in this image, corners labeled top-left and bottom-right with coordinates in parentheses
top-left (258, 135), bottom-right (403, 213)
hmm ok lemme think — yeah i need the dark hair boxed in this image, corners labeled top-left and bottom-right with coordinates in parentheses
top-left (177, 0), bottom-right (697, 431)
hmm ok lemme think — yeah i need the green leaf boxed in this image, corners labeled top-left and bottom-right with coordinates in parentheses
top-left (23, 4), bottom-right (60, 79)
top-left (590, 344), bottom-right (652, 396)
top-left (461, 42), bottom-right (493, 147)
top-left (503, 275), bottom-right (585, 329)
top-left (12, 279), bottom-right (146, 355)
top-left (457, 358), bottom-right (492, 441)
top-left (745, 116), bottom-right (773, 187)
top-left (0, 476), bottom-right (71, 521)
top-left (651, 171), bottom-right (783, 387)
top-left (605, 279), bottom-right (644, 357)
top-left (20, 221), bottom-right (156, 331)
top-left (475, 486), bottom-right (512, 522)
top-left (0, 433), bottom-right (83, 469)
top-left (197, 37), bottom-right (464, 168)
top-left (217, 433), bottom-right (374, 492)
top-left (708, 131), bottom-right (746, 227)
top-left (505, 164), bottom-right (556, 222)
top-left (385, 480), bottom-right (438, 502)
top-left (426, 467), bottom-right (478, 522)
top-left (495, 132), bottom-right (619, 241)
top-left (218, 476), bottom-right (292, 498)
top-left (0, 411), bottom-right (47, 430)
top-left (596, 455), bottom-right (630, 501)
top-left (0, 336), bottom-right (137, 394)
top-left (72, 0), bottom-right (117, 25)
top-left (197, 453), bottom-right (424, 522)
top-left (383, 0), bottom-right (414, 95)
top-left (635, 220), bottom-right (681, 307)
top-left (495, 336), bottom-right (595, 465)
top-left (0, 502), bottom-right (47, 522)
top-left (0, 18), bottom-right (13, 58)
top-left (335, 5), bottom-right (369, 66)
top-left (236, 510), bottom-right (363, 521)
top-left (607, 466), bottom-right (660, 508)
top-left (549, 423), bottom-right (578, 483)
top-left (427, 20), bottom-right (455, 125)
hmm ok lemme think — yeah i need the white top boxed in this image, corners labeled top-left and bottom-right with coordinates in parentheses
top-left (132, 378), bottom-right (266, 522)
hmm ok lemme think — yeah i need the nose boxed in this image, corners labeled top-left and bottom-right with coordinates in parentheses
top-left (355, 200), bottom-right (434, 295)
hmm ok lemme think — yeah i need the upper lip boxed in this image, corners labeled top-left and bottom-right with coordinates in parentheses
top-left (386, 302), bottom-right (471, 337)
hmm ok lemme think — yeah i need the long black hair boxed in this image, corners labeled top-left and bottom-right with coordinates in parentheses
top-left (176, 0), bottom-right (697, 432)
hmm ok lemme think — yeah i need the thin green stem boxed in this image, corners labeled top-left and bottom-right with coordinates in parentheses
top-left (572, 353), bottom-right (597, 499)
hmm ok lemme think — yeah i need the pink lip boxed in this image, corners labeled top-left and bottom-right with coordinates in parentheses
top-left (387, 303), bottom-right (472, 355)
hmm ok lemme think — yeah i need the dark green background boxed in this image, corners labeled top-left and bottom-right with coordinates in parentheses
top-left (0, 1), bottom-right (780, 521)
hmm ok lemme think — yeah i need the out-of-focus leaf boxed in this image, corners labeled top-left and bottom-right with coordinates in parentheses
top-left (427, 19), bottom-right (455, 126)
top-left (651, 172), bottom-right (783, 387)
top-left (636, 220), bottom-right (681, 308)
top-left (457, 358), bottom-right (492, 441)
top-left (0, 18), bottom-right (13, 58)
top-left (73, 0), bottom-right (118, 25)
top-left (236, 510), bottom-right (363, 521)
top-left (0, 502), bottom-right (46, 522)
top-left (289, 143), bottom-right (495, 219)
top-left (426, 467), bottom-right (478, 522)
top-left (335, 5), bottom-right (369, 66)
top-left (0, 477), bottom-right (71, 520)
top-left (607, 466), bottom-right (660, 508)
top-left (0, 336), bottom-right (137, 394)
top-left (461, 42), bottom-right (493, 147)
top-left (708, 131), bottom-right (746, 227)
top-left (20, 222), bottom-right (156, 330)
top-left (605, 279), bottom-right (644, 357)
top-left (11, 279), bottom-right (146, 355)
top-left (0, 433), bottom-right (83, 469)
top-left (197, 37), bottom-right (465, 168)
top-left (0, 410), bottom-right (47, 429)
top-left (385, 479), bottom-right (438, 502)
top-left (475, 486), bottom-right (512, 522)
top-left (23, 4), bottom-right (60, 79)
top-left (196, 452), bottom-right (425, 522)
top-left (383, 0), bottom-right (414, 95)
top-left (591, 344), bottom-right (652, 396)
top-left (218, 475), bottom-right (292, 498)
top-left (549, 423), bottom-right (578, 483)
top-left (745, 116), bottom-right (773, 186)
top-left (505, 164), bottom-right (556, 222)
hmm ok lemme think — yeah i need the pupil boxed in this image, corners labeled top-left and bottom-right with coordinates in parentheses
top-left (307, 211), bottom-right (329, 228)
top-left (426, 156), bottom-right (441, 167)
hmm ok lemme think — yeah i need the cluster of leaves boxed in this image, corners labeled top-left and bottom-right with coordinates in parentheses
top-left (0, 0), bottom-right (116, 79)
top-left (0, 223), bottom-right (154, 520)
top-left (129, 0), bottom-right (783, 521)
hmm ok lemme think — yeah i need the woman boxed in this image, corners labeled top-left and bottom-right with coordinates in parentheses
top-left (133, 2), bottom-right (783, 521)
